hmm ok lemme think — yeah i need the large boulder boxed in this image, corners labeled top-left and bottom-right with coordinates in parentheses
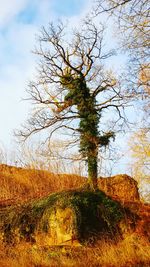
top-left (1, 190), bottom-right (124, 245)
top-left (98, 174), bottom-right (140, 202)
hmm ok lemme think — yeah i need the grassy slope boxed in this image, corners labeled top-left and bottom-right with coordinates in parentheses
top-left (0, 164), bottom-right (85, 204)
top-left (0, 164), bottom-right (140, 204)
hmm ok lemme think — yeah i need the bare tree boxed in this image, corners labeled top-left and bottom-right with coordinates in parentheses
top-left (18, 19), bottom-right (130, 190)
top-left (95, 0), bottom-right (150, 96)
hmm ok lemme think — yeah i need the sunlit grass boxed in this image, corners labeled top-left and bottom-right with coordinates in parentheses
top-left (0, 233), bottom-right (150, 267)
top-left (0, 164), bottom-right (85, 204)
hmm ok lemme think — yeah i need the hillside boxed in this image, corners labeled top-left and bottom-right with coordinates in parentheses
top-left (0, 164), bottom-right (150, 267)
top-left (0, 164), bottom-right (85, 204)
top-left (0, 164), bottom-right (140, 204)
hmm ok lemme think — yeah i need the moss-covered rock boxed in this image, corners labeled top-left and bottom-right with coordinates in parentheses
top-left (0, 190), bottom-right (125, 245)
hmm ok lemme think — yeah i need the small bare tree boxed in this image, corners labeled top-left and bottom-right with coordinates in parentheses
top-left (18, 19), bottom-right (130, 190)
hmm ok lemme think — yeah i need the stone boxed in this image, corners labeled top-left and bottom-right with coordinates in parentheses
top-left (48, 207), bottom-right (77, 245)
top-left (98, 174), bottom-right (140, 202)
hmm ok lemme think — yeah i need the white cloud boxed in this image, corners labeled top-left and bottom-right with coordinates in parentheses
top-left (0, 0), bottom-right (29, 28)
top-left (0, 1), bottom-right (57, 150)
top-left (0, 23), bottom-right (38, 148)
top-left (0, 61), bottom-right (35, 146)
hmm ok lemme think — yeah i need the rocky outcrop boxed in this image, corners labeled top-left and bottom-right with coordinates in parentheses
top-left (98, 174), bottom-right (140, 202)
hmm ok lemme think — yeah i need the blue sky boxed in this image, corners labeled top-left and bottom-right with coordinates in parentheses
top-left (51, 0), bottom-right (86, 16)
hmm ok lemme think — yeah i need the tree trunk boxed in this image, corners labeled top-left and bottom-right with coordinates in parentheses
top-left (87, 149), bottom-right (98, 191)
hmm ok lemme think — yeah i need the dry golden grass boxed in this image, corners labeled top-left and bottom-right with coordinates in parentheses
top-left (0, 164), bottom-right (140, 205)
top-left (0, 233), bottom-right (150, 267)
top-left (0, 164), bottom-right (85, 204)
